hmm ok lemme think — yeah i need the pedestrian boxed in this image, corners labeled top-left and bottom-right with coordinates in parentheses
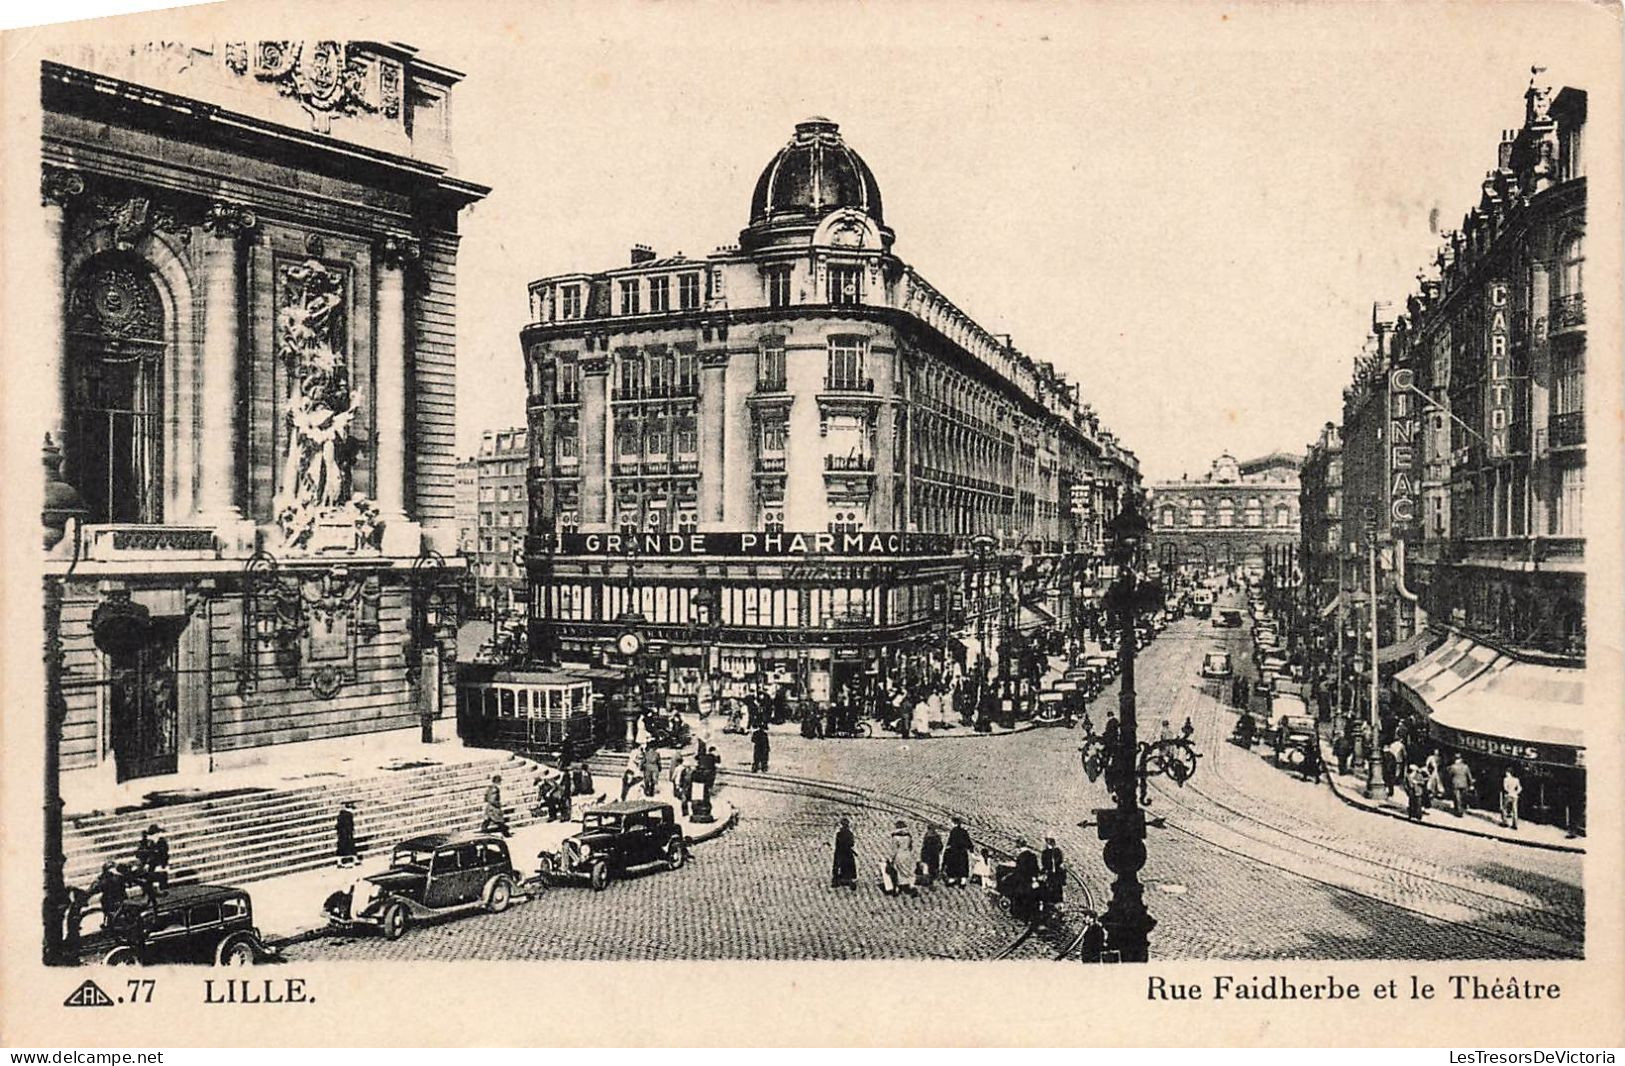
top-left (886, 820), bottom-right (919, 897)
top-left (1404, 764), bottom-right (1427, 821)
top-left (674, 757), bottom-right (694, 817)
top-left (1500, 766), bottom-right (1523, 830)
top-left (1300, 737), bottom-right (1323, 784)
top-left (335, 801), bottom-right (360, 867)
top-left (1011, 837), bottom-right (1041, 923)
top-left (1446, 754), bottom-right (1475, 817)
top-left (620, 744), bottom-right (641, 801)
top-left (751, 723), bottom-right (771, 773)
top-left (481, 774), bottom-right (511, 837)
top-left (1387, 736), bottom-right (1407, 791)
top-left (919, 823), bottom-right (943, 887)
top-left (831, 817), bottom-right (858, 890)
top-left (1078, 910), bottom-right (1106, 963)
top-left (944, 815), bottom-right (974, 887)
top-left (911, 691), bottom-right (931, 738)
top-left (134, 823), bottom-right (170, 902)
top-left (1425, 749), bottom-right (1444, 806)
top-left (1332, 730), bottom-right (1351, 776)
top-left (1041, 835), bottom-right (1066, 910)
top-left (640, 743), bottom-right (661, 798)
top-left (89, 860), bottom-right (130, 931)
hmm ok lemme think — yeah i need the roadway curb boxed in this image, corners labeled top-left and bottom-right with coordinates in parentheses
top-left (1316, 739), bottom-right (1585, 855)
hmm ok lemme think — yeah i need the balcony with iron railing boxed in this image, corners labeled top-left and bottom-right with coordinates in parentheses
top-left (824, 454), bottom-right (876, 472)
top-left (1550, 409), bottom-right (1585, 449)
top-left (756, 455), bottom-right (787, 474)
top-left (823, 376), bottom-right (875, 393)
top-left (1551, 293), bottom-right (1585, 333)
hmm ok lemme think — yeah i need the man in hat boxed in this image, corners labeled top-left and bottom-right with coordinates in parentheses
top-left (481, 774), bottom-right (511, 837)
top-left (89, 860), bottom-right (130, 932)
top-left (1010, 837), bottom-right (1041, 923)
top-left (751, 722), bottom-right (771, 773)
top-left (134, 824), bottom-right (170, 902)
top-left (335, 801), bottom-right (360, 866)
top-left (1040, 835), bottom-right (1066, 913)
top-left (831, 817), bottom-right (858, 890)
top-left (943, 816), bottom-right (974, 887)
top-left (919, 823), bottom-right (944, 887)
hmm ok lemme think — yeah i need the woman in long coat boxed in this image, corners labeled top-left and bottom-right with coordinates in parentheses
top-left (919, 824), bottom-right (944, 886)
top-left (888, 821), bottom-right (919, 897)
top-left (831, 818), bottom-right (858, 889)
top-left (943, 816), bottom-right (974, 886)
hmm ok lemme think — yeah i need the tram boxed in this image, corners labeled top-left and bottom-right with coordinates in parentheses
top-left (455, 665), bottom-right (622, 760)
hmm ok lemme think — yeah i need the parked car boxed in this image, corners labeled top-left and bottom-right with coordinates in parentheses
top-left (324, 832), bottom-right (520, 940)
top-left (1200, 650), bottom-right (1233, 680)
top-left (538, 801), bottom-right (686, 891)
top-left (101, 884), bottom-right (276, 966)
top-left (1272, 709), bottom-right (1319, 767)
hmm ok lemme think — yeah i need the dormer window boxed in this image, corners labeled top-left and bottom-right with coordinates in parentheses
top-left (619, 279), bottom-right (640, 315)
top-left (828, 264), bottom-right (862, 306)
top-left (560, 284), bottom-right (582, 320)
top-left (679, 273), bottom-right (701, 310)
top-left (649, 276), bottom-right (670, 313)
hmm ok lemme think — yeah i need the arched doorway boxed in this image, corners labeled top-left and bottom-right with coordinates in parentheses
top-left (65, 254), bottom-right (167, 524)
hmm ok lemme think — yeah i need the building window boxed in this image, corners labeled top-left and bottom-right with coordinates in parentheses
top-left (827, 264), bottom-right (862, 305)
top-left (560, 285), bottom-right (582, 320)
top-left (617, 355), bottom-right (641, 398)
top-left (645, 427), bottom-right (666, 457)
top-left (616, 421), bottom-right (640, 457)
top-left (675, 416), bottom-right (698, 457)
top-left (1275, 505), bottom-right (1292, 528)
top-left (830, 509), bottom-right (864, 534)
top-left (647, 353), bottom-right (671, 397)
top-left (618, 279), bottom-right (640, 315)
top-left (1554, 466), bottom-right (1583, 535)
top-left (759, 338), bottom-right (787, 391)
top-left (1554, 348), bottom-right (1584, 416)
top-left (67, 258), bottom-right (167, 524)
top-left (760, 419), bottom-right (787, 455)
top-left (1160, 506), bottom-right (1174, 528)
top-left (1189, 502), bottom-right (1206, 528)
top-left (766, 267), bottom-right (792, 308)
top-left (1560, 122), bottom-right (1584, 182)
top-left (1559, 233), bottom-right (1583, 297)
top-left (1217, 499), bottom-right (1234, 528)
top-left (556, 359), bottom-right (579, 402)
top-left (675, 349), bottom-right (697, 395)
top-left (826, 337), bottom-right (868, 391)
top-left (1245, 498), bottom-right (1262, 527)
top-left (678, 273), bottom-right (701, 310)
top-left (649, 276), bottom-right (670, 313)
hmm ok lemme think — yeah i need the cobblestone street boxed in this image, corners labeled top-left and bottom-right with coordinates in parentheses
top-left (288, 608), bottom-right (1581, 963)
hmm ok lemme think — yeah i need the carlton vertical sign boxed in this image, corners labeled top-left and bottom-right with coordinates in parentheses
top-left (1484, 280), bottom-right (1513, 459)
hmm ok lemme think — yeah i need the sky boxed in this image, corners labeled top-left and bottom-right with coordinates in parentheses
top-left (58, 0), bottom-right (1601, 485)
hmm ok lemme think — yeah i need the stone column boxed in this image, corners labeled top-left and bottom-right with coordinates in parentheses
top-left (579, 356), bottom-right (610, 528)
top-left (698, 350), bottom-right (728, 528)
top-left (196, 202), bottom-right (257, 550)
top-left (41, 166), bottom-right (83, 465)
top-left (375, 235), bottom-right (420, 555)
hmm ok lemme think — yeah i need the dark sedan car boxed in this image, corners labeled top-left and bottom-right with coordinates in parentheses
top-left (538, 801), bottom-right (687, 891)
top-left (101, 884), bottom-right (276, 966)
top-left (325, 832), bottom-right (520, 940)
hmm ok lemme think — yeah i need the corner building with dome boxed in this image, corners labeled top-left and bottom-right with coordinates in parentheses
top-left (521, 118), bottom-right (1140, 708)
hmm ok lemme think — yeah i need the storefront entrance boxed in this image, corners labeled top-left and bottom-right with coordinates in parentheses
top-left (109, 623), bottom-right (180, 782)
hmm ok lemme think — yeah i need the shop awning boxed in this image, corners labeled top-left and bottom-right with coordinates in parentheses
top-left (1426, 657), bottom-right (1586, 768)
top-left (1393, 633), bottom-right (1498, 709)
top-left (1017, 602), bottom-right (1056, 632)
top-left (1376, 629), bottom-right (1438, 665)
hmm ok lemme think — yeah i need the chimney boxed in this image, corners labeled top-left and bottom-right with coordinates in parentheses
top-left (630, 244), bottom-right (656, 265)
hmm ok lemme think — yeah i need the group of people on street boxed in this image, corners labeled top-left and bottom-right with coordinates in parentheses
top-left (830, 814), bottom-right (979, 896)
top-left (1326, 715), bottom-right (1525, 829)
top-left (71, 823), bottom-right (172, 950)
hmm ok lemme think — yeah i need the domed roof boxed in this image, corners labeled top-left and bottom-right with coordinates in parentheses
top-left (748, 118), bottom-right (885, 227)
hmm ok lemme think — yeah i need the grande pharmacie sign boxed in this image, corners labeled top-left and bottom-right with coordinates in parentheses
top-left (549, 531), bottom-right (957, 557)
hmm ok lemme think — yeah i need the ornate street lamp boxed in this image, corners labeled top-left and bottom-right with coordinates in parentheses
top-left (1073, 490), bottom-right (1198, 962)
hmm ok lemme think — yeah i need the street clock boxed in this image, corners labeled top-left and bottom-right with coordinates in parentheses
top-left (616, 631), bottom-right (644, 657)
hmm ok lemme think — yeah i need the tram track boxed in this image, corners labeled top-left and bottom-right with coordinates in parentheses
top-left (1132, 612), bottom-right (1583, 960)
top-left (586, 755), bottom-right (1095, 960)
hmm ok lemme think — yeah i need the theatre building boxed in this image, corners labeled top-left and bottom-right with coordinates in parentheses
top-left (41, 43), bottom-right (487, 805)
top-left (1146, 452), bottom-right (1302, 574)
top-left (521, 118), bottom-right (1138, 706)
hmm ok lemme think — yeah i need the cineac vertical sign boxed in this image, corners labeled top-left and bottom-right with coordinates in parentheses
top-left (1484, 280), bottom-right (1512, 459)
top-left (1387, 345), bottom-right (1419, 531)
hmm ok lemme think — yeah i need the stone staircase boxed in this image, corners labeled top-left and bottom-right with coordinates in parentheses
top-left (64, 753), bottom-right (549, 890)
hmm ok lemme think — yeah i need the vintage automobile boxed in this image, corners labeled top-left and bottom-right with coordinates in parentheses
top-left (324, 832), bottom-right (520, 940)
top-left (1213, 608), bottom-right (1244, 628)
top-left (1200, 650), bottom-right (1233, 680)
top-left (101, 884), bottom-right (277, 966)
top-left (1272, 714), bottom-right (1320, 766)
top-left (537, 801), bottom-right (686, 891)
